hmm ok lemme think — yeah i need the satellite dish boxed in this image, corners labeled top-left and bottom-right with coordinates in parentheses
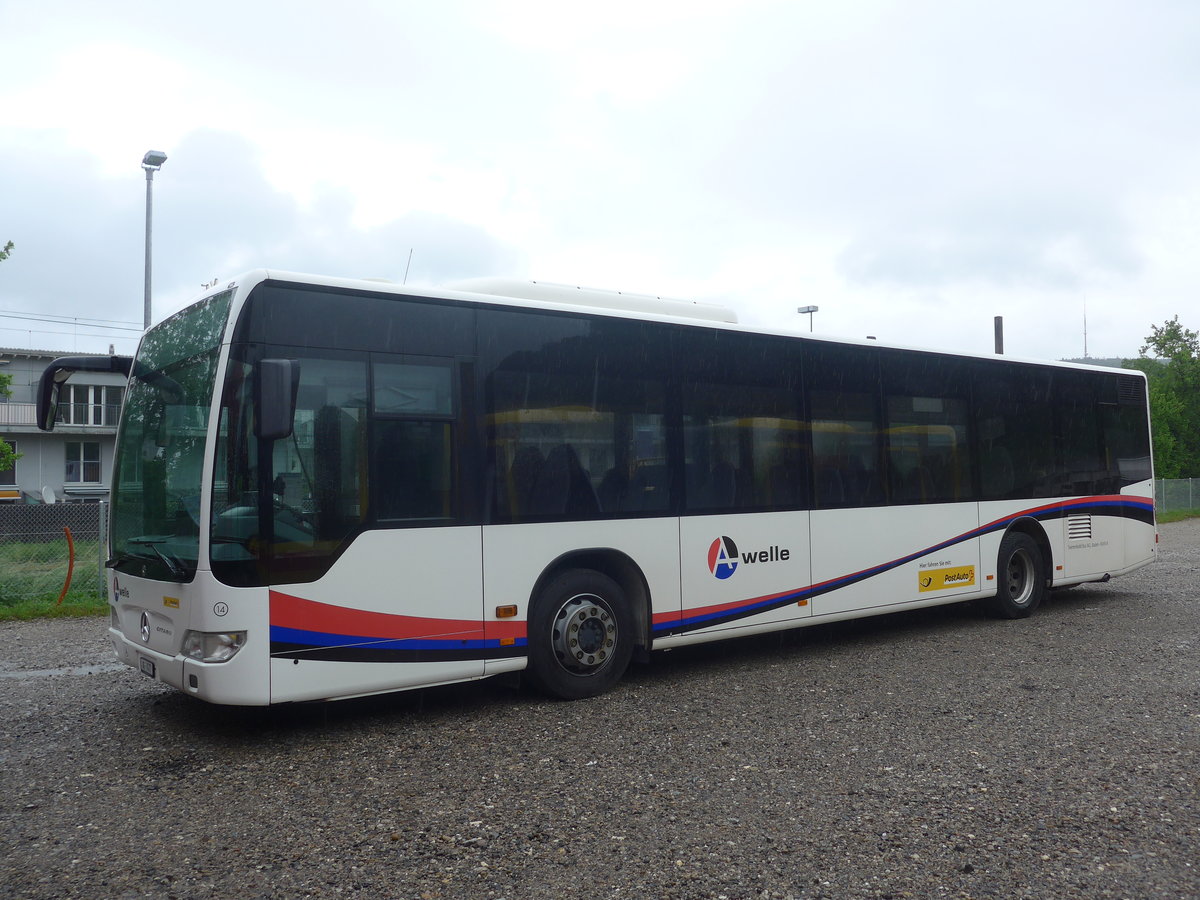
top-left (41, 485), bottom-right (56, 504)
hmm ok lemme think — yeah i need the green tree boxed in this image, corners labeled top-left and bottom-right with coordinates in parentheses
top-left (1126, 316), bottom-right (1200, 478)
top-left (1, 240), bottom-right (22, 475)
top-left (0, 372), bottom-right (17, 475)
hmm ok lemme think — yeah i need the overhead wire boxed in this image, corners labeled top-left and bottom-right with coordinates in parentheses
top-left (0, 309), bottom-right (144, 332)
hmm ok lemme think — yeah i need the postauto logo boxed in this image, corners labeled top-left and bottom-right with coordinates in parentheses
top-left (707, 536), bottom-right (740, 580)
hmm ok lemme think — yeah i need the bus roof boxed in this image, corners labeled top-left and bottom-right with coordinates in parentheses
top-left (210, 269), bottom-right (1142, 380)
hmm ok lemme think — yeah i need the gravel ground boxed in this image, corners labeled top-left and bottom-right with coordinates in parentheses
top-left (1, 521), bottom-right (1197, 900)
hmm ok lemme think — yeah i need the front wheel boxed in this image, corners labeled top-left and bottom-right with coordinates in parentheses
top-left (985, 532), bottom-right (1046, 619)
top-left (526, 569), bottom-right (634, 700)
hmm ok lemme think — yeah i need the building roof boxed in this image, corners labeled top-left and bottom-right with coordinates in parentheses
top-left (0, 347), bottom-right (75, 360)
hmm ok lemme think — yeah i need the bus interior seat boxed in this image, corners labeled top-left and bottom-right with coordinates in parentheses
top-left (529, 444), bottom-right (598, 517)
top-left (685, 461), bottom-right (737, 509)
top-left (769, 463), bottom-right (805, 507)
top-left (708, 461), bottom-right (738, 508)
top-left (508, 445), bottom-right (544, 516)
top-left (313, 405), bottom-right (354, 539)
top-left (629, 464), bottom-right (669, 511)
top-left (982, 445), bottom-right (1015, 496)
top-left (815, 465), bottom-right (845, 506)
top-left (597, 466), bottom-right (630, 512)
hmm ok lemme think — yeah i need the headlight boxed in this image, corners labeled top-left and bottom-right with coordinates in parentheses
top-left (182, 630), bottom-right (247, 663)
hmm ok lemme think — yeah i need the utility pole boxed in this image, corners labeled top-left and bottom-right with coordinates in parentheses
top-left (141, 150), bottom-right (168, 330)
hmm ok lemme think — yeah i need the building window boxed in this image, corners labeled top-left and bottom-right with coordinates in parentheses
top-left (65, 442), bottom-right (101, 483)
top-left (56, 385), bottom-right (123, 426)
top-left (100, 385), bottom-right (123, 425)
top-left (0, 440), bottom-right (16, 486)
top-left (59, 385), bottom-right (88, 425)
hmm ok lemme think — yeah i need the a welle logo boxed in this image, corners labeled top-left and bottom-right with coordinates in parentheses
top-left (707, 536), bottom-right (791, 580)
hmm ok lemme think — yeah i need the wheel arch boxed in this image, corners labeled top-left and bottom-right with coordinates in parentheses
top-left (1001, 516), bottom-right (1053, 585)
top-left (528, 548), bottom-right (652, 652)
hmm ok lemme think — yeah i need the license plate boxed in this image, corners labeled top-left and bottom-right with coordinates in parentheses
top-left (139, 657), bottom-right (156, 679)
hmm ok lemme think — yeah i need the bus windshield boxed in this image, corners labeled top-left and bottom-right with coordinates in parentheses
top-left (109, 291), bottom-right (233, 581)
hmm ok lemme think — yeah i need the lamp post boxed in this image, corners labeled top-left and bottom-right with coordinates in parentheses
top-left (797, 304), bottom-right (819, 333)
top-left (141, 150), bottom-right (168, 330)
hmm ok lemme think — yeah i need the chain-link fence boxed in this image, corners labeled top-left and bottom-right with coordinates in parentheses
top-left (0, 502), bottom-right (106, 607)
top-left (1156, 478), bottom-right (1200, 513)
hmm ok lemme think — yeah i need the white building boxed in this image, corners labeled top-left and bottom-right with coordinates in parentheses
top-left (0, 347), bottom-right (126, 504)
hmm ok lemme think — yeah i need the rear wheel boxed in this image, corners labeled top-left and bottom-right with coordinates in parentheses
top-left (986, 532), bottom-right (1046, 619)
top-left (526, 569), bottom-right (634, 700)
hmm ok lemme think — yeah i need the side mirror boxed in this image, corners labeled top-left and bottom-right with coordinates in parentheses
top-left (254, 359), bottom-right (300, 441)
top-left (37, 355), bottom-right (134, 431)
top-left (37, 369), bottom-right (71, 432)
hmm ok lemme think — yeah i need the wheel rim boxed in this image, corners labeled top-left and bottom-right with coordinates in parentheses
top-left (550, 592), bottom-right (618, 676)
top-left (1007, 547), bottom-right (1035, 607)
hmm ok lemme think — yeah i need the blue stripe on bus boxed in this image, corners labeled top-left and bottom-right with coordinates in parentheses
top-left (654, 497), bottom-right (1153, 636)
top-left (270, 625), bottom-right (527, 653)
top-left (273, 495), bottom-right (1154, 655)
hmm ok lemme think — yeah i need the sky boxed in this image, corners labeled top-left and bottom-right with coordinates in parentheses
top-left (2, 0), bottom-right (1198, 362)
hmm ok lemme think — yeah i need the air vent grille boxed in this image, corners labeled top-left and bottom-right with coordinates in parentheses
top-left (1118, 375), bottom-right (1146, 406)
top-left (1067, 516), bottom-right (1093, 541)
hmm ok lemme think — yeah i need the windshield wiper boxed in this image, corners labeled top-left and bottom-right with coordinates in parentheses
top-left (127, 537), bottom-right (186, 578)
top-left (105, 551), bottom-right (137, 569)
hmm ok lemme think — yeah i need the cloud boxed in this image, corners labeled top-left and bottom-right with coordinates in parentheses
top-left (4, 1), bottom-right (1200, 363)
top-left (154, 130), bottom-right (525, 295)
top-left (0, 142), bottom-right (145, 347)
top-left (0, 129), bottom-right (524, 352)
top-left (836, 192), bottom-right (1144, 291)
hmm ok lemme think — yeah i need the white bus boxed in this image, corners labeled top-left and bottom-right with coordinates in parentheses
top-left (38, 271), bottom-right (1156, 704)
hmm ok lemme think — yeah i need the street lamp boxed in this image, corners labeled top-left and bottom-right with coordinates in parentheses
top-left (797, 304), bottom-right (819, 333)
top-left (141, 150), bottom-right (168, 330)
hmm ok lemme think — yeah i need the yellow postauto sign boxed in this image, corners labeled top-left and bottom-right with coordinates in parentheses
top-left (918, 565), bottom-right (976, 593)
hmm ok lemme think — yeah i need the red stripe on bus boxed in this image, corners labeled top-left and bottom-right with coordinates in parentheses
top-left (269, 591), bottom-right (526, 642)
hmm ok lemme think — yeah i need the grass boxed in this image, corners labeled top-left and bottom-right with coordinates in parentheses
top-left (0, 538), bottom-right (108, 621)
top-left (1158, 509), bottom-right (1200, 524)
top-left (0, 597), bottom-right (108, 621)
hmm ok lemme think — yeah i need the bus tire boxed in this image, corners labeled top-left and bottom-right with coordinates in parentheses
top-left (987, 532), bottom-right (1046, 619)
top-left (526, 569), bottom-right (633, 700)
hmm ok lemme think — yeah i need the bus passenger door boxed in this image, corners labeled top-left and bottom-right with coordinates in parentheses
top-left (267, 528), bottom-right (485, 702)
top-left (267, 353), bottom-right (487, 702)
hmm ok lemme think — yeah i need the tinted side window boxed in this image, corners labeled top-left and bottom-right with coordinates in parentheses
top-left (1055, 372), bottom-right (1104, 496)
top-left (1101, 374), bottom-right (1152, 487)
top-left (682, 382), bottom-right (807, 512)
top-left (805, 343), bottom-right (885, 508)
top-left (280, 355), bottom-right (368, 548)
top-left (236, 283), bottom-right (473, 356)
top-left (881, 351), bottom-right (973, 504)
top-left (482, 311), bottom-right (669, 522)
top-left (974, 362), bottom-right (1056, 500)
top-left (371, 357), bottom-right (457, 521)
top-left (212, 347), bottom-right (369, 586)
top-left (679, 331), bottom-right (805, 513)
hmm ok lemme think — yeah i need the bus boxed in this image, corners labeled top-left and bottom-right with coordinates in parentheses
top-left (37, 270), bottom-right (1156, 705)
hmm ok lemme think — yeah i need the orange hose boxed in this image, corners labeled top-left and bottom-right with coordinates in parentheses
top-left (56, 526), bottom-right (75, 606)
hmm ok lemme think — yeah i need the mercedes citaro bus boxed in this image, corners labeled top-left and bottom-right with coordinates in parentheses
top-left (38, 271), bottom-right (1156, 704)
